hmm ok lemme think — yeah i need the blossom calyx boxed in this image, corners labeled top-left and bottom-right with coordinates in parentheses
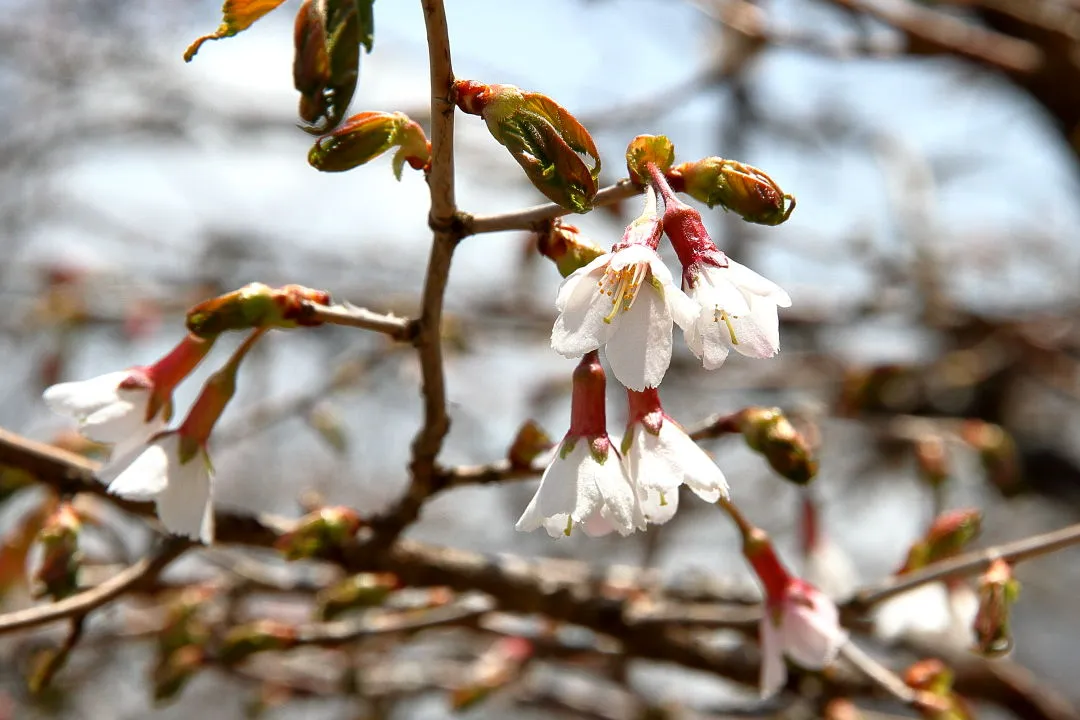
top-left (219, 620), bottom-right (298, 665)
top-left (537, 223), bottom-right (606, 278)
top-left (31, 503), bottom-right (83, 601)
top-left (972, 559), bottom-right (1019, 657)
top-left (308, 111), bottom-right (431, 177)
top-left (454, 80), bottom-right (601, 213)
top-left (669, 157), bottom-right (795, 225)
top-left (186, 283), bottom-right (331, 338)
top-left (276, 506), bottom-right (363, 560)
top-left (739, 407), bottom-right (818, 485)
top-left (317, 572), bottom-right (400, 620)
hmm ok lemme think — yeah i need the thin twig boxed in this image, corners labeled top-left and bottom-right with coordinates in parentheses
top-left (839, 640), bottom-right (918, 704)
top-left (302, 302), bottom-right (415, 341)
top-left (464, 180), bottom-right (640, 235)
top-left (295, 594), bottom-right (493, 645)
top-left (851, 521), bottom-right (1080, 609)
top-left (29, 616), bottom-right (86, 692)
top-left (0, 538), bottom-right (189, 635)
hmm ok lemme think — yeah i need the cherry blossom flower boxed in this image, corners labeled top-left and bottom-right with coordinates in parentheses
top-left (647, 163), bottom-right (791, 370)
top-left (515, 352), bottom-right (645, 537)
top-left (743, 526), bottom-right (848, 698)
top-left (622, 388), bottom-right (728, 524)
top-left (103, 431), bottom-right (214, 544)
top-left (551, 186), bottom-right (698, 391)
top-left (799, 495), bottom-right (858, 602)
top-left (43, 334), bottom-right (214, 461)
top-left (873, 580), bottom-right (978, 649)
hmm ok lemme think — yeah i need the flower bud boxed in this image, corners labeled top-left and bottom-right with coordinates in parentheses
top-left (625, 135), bottom-right (675, 186)
top-left (293, 0), bottom-right (374, 135)
top-left (536, 223), bottom-right (605, 277)
top-left (308, 111), bottom-right (431, 177)
top-left (972, 559), bottom-right (1019, 657)
top-left (824, 699), bottom-right (866, 720)
top-left (904, 660), bottom-right (973, 720)
top-left (669, 158), bottom-right (795, 225)
top-left (960, 420), bottom-right (1021, 496)
top-left (316, 572), bottom-right (399, 620)
top-left (31, 503), bottom-right (82, 601)
top-left (186, 283), bottom-right (332, 338)
top-left (738, 407), bottom-right (818, 485)
top-left (507, 420), bottom-right (554, 469)
top-left (275, 506), bottom-right (363, 560)
top-left (153, 587), bottom-right (213, 702)
top-left (923, 509), bottom-right (981, 564)
top-left (914, 435), bottom-right (949, 488)
top-left (454, 80), bottom-right (601, 213)
top-left (449, 637), bottom-right (533, 711)
top-left (185, 0), bottom-right (289, 62)
top-left (219, 620), bottom-right (298, 665)
top-left (153, 644), bottom-right (204, 703)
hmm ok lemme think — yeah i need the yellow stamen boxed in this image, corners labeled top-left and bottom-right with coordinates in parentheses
top-left (600, 262), bottom-right (650, 324)
top-left (564, 516), bottom-right (573, 536)
top-left (659, 491), bottom-right (668, 507)
top-left (715, 308), bottom-right (739, 345)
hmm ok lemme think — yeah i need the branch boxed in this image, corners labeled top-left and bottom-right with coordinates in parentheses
top-left (464, 180), bottom-right (640, 235)
top-left (839, 641), bottom-right (918, 705)
top-left (823, 0), bottom-right (1042, 74)
top-left (294, 594), bottom-right (493, 646)
top-left (850, 521), bottom-right (1080, 610)
top-left (0, 537), bottom-right (189, 635)
top-left (301, 301), bottom-right (415, 341)
top-left (387, 0), bottom-right (461, 546)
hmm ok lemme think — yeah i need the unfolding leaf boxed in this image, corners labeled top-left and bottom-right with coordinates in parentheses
top-left (307, 110), bottom-right (430, 176)
top-left (625, 134), bottom-right (675, 186)
top-left (295, 0), bottom-right (366, 135)
top-left (184, 0), bottom-right (289, 62)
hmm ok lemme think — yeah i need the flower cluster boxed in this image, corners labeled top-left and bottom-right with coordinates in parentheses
top-left (518, 161), bottom-right (790, 536)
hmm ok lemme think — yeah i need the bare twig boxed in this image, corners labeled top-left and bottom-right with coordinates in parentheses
top-left (839, 641), bottom-right (918, 705)
top-left (464, 180), bottom-right (640, 235)
top-left (0, 538), bottom-right (189, 635)
top-left (29, 616), bottom-right (86, 692)
top-left (302, 302), bottom-right (415, 341)
top-left (851, 521), bottom-right (1080, 609)
top-left (294, 594), bottom-right (493, 645)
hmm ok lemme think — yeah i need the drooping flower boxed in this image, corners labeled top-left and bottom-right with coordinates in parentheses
top-left (622, 388), bottom-right (728, 524)
top-left (646, 163), bottom-right (791, 370)
top-left (799, 494), bottom-right (858, 602)
top-left (516, 352), bottom-right (645, 537)
top-left (551, 185), bottom-right (698, 391)
top-left (739, 522), bottom-right (847, 698)
top-left (102, 330), bottom-right (263, 544)
top-left (43, 334), bottom-right (215, 461)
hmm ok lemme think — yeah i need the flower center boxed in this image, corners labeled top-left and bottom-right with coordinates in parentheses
top-left (710, 307), bottom-right (740, 345)
top-left (598, 262), bottom-right (649, 323)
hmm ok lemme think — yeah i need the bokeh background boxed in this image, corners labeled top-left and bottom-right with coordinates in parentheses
top-left (3, 0), bottom-right (1080, 717)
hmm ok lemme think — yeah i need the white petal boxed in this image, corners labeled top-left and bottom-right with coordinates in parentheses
top-left (551, 269), bottom-right (617, 358)
top-left (105, 436), bottom-right (174, 500)
top-left (155, 450), bottom-right (214, 544)
top-left (639, 485), bottom-right (679, 525)
top-left (759, 615), bottom-right (787, 699)
top-left (656, 422), bottom-right (729, 501)
top-left (609, 243), bottom-right (660, 269)
top-left (667, 285), bottom-right (701, 331)
top-left (873, 583), bottom-right (952, 642)
top-left (693, 270), bottom-right (752, 316)
top-left (515, 442), bottom-right (600, 533)
top-left (43, 372), bottom-right (132, 418)
top-left (730, 294), bottom-right (781, 359)
top-left (591, 452), bottom-right (642, 535)
top-left (802, 541), bottom-right (859, 603)
top-left (723, 259), bottom-right (791, 307)
top-left (782, 595), bottom-right (847, 669)
top-left (580, 508), bottom-right (617, 537)
top-left (108, 416), bottom-right (168, 462)
top-left (603, 285), bottom-right (672, 391)
top-left (555, 257), bottom-right (608, 312)
top-left (625, 426), bottom-right (684, 494)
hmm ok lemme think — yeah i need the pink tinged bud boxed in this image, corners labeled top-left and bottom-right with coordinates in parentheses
top-left (537, 223), bottom-right (606, 278)
top-left (31, 504), bottom-right (82, 601)
top-left (308, 111), bottom-right (431, 176)
top-left (904, 660), bottom-right (974, 720)
top-left (739, 407), bottom-right (818, 485)
top-left (915, 435), bottom-right (949, 488)
top-left (670, 157), bottom-right (795, 226)
top-left (186, 283), bottom-right (332, 338)
top-left (453, 80), bottom-right (601, 213)
top-left (625, 135), bottom-right (675, 187)
top-left (184, 0), bottom-right (289, 62)
top-left (507, 420), bottom-right (555, 469)
top-left (923, 509), bottom-right (982, 564)
top-left (153, 644), bottom-right (205, 703)
top-left (219, 620), bottom-right (298, 665)
top-left (972, 559), bottom-right (1019, 657)
top-left (275, 506), bottom-right (363, 560)
top-left (960, 420), bottom-right (1022, 496)
top-left (316, 572), bottom-right (400, 620)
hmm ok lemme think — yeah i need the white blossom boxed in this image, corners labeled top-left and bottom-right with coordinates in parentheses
top-left (684, 258), bottom-right (791, 370)
top-left (103, 433), bottom-right (214, 544)
top-left (43, 371), bottom-right (166, 460)
top-left (515, 437), bottom-right (645, 538)
top-left (760, 579), bottom-right (848, 698)
top-left (552, 244), bottom-right (698, 391)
